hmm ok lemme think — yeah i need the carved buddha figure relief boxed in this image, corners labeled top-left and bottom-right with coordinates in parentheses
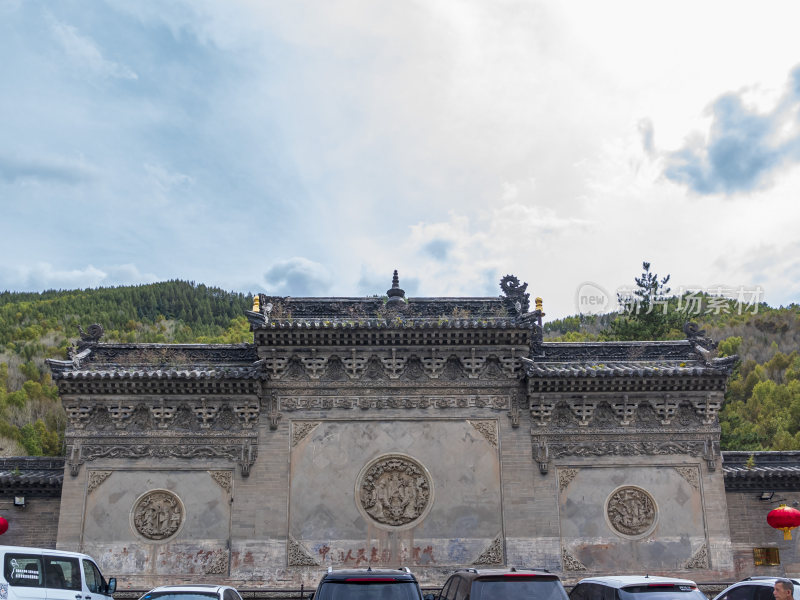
top-left (131, 489), bottom-right (184, 541)
top-left (605, 486), bottom-right (657, 538)
top-left (357, 454), bottom-right (433, 529)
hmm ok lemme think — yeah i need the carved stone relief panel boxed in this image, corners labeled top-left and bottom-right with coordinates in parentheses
top-left (357, 454), bottom-right (433, 529)
top-left (280, 395), bottom-right (510, 411)
top-left (87, 470), bottom-right (112, 494)
top-left (131, 489), bottom-right (185, 542)
top-left (605, 486), bottom-right (657, 538)
top-left (473, 535), bottom-right (503, 565)
top-left (208, 470), bottom-right (232, 493)
top-left (292, 421), bottom-right (320, 446)
top-left (468, 420), bottom-right (498, 448)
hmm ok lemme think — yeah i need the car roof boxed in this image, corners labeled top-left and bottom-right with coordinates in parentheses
top-left (727, 578), bottom-right (800, 586)
top-left (321, 568), bottom-right (418, 581)
top-left (575, 576), bottom-right (698, 588)
top-left (453, 568), bottom-right (560, 581)
top-left (143, 585), bottom-right (230, 593)
top-left (0, 545), bottom-right (94, 560)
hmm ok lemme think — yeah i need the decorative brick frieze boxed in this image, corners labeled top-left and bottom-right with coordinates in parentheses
top-left (567, 396), bottom-right (597, 426)
top-left (278, 394), bottom-right (510, 411)
top-left (648, 394), bottom-right (680, 424)
top-left (609, 395), bottom-right (638, 425)
top-left (530, 394), bottom-right (558, 426)
top-left (341, 349), bottom-right (369, 379)
top-left (150, 400), bottom-right (177, 429)
top-left (300, 350), bottom-right (328, 379)
top-left (191, 399), bottom-right (221, 428)
top-left (420, 349), bottom-right (447, 378)
top-left (690, 392), bottom-right (723, 425)
top-left (107, 403), bottom-right (136, 429)
top-left (233, 401), bottom-right (260, 428)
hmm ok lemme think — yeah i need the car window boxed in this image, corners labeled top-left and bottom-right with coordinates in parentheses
top-left (439, 577), bottom-right (454, 600)
top-left (755, 588), bottom-right (775, 600)
top-left (224, 590), bottom-right (242, 600)
top-left (444, 578), bottom-right (461, 600)
top-left (45, 557), bottom-right (81, 591)
top-left (316, 582), bottom-right (422, 600)
top-left (619, 585), bottom-right (707, 600)
top-left (716, 587), bottom-right (757, 600)
top-left (4, 554), bottom-right (43, 588)
top-left (81, 560), bottom-right (107, 594)
top-left (471, 577), bottom-right (569, 600)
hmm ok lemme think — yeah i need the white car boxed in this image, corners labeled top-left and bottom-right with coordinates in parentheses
top-left (138, 584), bottom-right (245, 600)
top-left (712, 577), bottom-right (800, 600)
top-left (570, 575), bottom-right (707, 600)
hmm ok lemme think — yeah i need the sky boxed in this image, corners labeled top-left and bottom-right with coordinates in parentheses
top-left (2, 0), bottom-right (800, 319)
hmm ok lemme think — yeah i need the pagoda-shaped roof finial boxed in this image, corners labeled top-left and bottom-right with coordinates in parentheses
top-left (386, 269), bottom-right (406, 306)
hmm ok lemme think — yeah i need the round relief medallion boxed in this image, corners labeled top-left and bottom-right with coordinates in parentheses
top-left (131, 489), bottom-right (185, 542)
top-left (605, 486), bottom-right (657, 538)
top-left (356, 454), bottom-right (433, 530)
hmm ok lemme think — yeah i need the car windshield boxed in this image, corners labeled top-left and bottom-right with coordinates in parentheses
top-left (619, 585), bottom-right (707, 600)
top-left (315, 581), bottom-right (421, 600)
top-left (471, 576), bottom-right (569, 600)
top-left (139, 593), bottom-right (219, 600)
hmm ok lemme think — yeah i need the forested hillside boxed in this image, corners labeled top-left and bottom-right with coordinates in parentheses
top-left (0, 281), bottom-right (252, 457)
top-left (2, 274), bottom-right (799, 457)
top-left (545, 286), bottom-right (800, 451)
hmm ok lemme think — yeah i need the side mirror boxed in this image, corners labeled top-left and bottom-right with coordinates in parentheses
top-left (107, 578), bottom-right (117, 595)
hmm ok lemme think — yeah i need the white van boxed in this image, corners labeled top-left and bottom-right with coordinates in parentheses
top-left (0, 546), bottom-right (116, 600)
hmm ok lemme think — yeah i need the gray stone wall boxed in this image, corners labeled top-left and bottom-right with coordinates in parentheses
top-left (725, 490), bottom-right (800, 578)
top-left (0, 497), bottom-right (61, 548)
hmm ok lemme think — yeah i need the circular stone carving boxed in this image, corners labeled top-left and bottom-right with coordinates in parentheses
top-left (357, 454), bottom-right (433, 530)
top-left (605, 486), bottom-right (657, 538)
top-left (131, 489), bottom-right (184, 541)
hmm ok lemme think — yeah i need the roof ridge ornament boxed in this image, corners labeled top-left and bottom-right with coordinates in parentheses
top-left (500, 275), bottom-right (530, 315)
top-left (386, 269), bottom-right (407, 308)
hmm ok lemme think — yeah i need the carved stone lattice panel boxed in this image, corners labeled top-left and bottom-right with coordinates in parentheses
top-left (108, 404), bottom-right (136, 429)
top-left (280, 395), bottom-right (510, 411)
top-left (459, 348), bottom-right (487, 379)
top-left (468, 420), bottom-right (498, 448)
top-left (131, 489), bottom-right (184, 542)
top-left (674, 466), bottom-right (700, 489)
top-left (300, 352), bottom-right (328, 379)
top-left (609, 396), bottom-right (639, 426)
top-left (233, 403), bottom-right (260, 428)
top-left (191, 400), bottom-right (221, 429)
top-left (691, 394), bottom-right (723, 425)
top-left (208, 470), bottom-right (232, 493)
top-left (341, 349), bottom-right (369, 379)
top-left (499, 351), bottom-right (522, 378)
top-left (203, 549), bottom-right (229, 575)
top-left (287, 536), bottom-right (320, 566)
top-left (65, 404), bottom-right (92, 429)
top-left (150, 401), bottom-right (177, 429)
top-left (380, 349), bottom-right (408, 379)
top-left (558, 468), bottom-right (579, 493)
top-left (606, 486), bottom-right (657, 538)
top-left (648, 396), bottom-right (680, 425)
top-left (420, 351), bottom-right (447, 378)
top-left (357, 454), bottom-right (433, 529)
top-left (87, 470), bottom-right (112, 493)
top-left (567, 397), bottom-right (598, 426)
top-left (292, 421), bottom-right (320, 446)
top-left (263, 353), bottom-right (290, 379)
top-left (530, 395), bottom-right (557, 426)
top-left (562, 547), bottom-right (587, 571)
top-left (686, 543), bottom-right (709, 568)
top-left (473, 536), bottom-right (504, 565)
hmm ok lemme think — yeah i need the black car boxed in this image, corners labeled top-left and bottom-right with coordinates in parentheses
top-left (311, 567), bottom-right (425, 600)
top-left (570, 576), bottom-right (708, 600)
top-left (437, 568), bottom-right (569, 600)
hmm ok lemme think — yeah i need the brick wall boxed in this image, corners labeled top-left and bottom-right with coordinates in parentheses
top-left (0, 496), bottom-right (61, 548)
top-left (725, 489), bottom-right (800, 579)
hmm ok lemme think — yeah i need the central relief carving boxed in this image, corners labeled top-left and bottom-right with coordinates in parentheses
top-left (357, 454), bottom-right (433, 529)
top-left (605, 486), bottom-right (657, 538)
top-left (131, 489), bottom-right (184, 541)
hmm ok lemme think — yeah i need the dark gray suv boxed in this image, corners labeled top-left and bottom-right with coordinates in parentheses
top-left (311, 567), bottom-right (425, 600)
top-left (437, 568), bottom-right (568, 600)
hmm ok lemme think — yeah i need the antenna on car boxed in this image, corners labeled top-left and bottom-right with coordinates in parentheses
top-left (367, 565), bottom-right (372, 572)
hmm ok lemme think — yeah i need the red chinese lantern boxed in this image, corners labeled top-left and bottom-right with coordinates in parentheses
top-left (767, 504), bottom-right (800, 540)
top-left (0, 516), bottom-right (8, 535)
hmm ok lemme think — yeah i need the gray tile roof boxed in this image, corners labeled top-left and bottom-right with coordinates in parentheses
top-left (0, 457), bottom-right (65, 496)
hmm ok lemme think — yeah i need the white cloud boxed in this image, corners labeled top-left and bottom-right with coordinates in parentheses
top-left (264, 257), bottom-right (333, 296)
top-left (0, 263), bottom-right (158, 292)
top-left (48, 14), bottom-right (138, 80)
